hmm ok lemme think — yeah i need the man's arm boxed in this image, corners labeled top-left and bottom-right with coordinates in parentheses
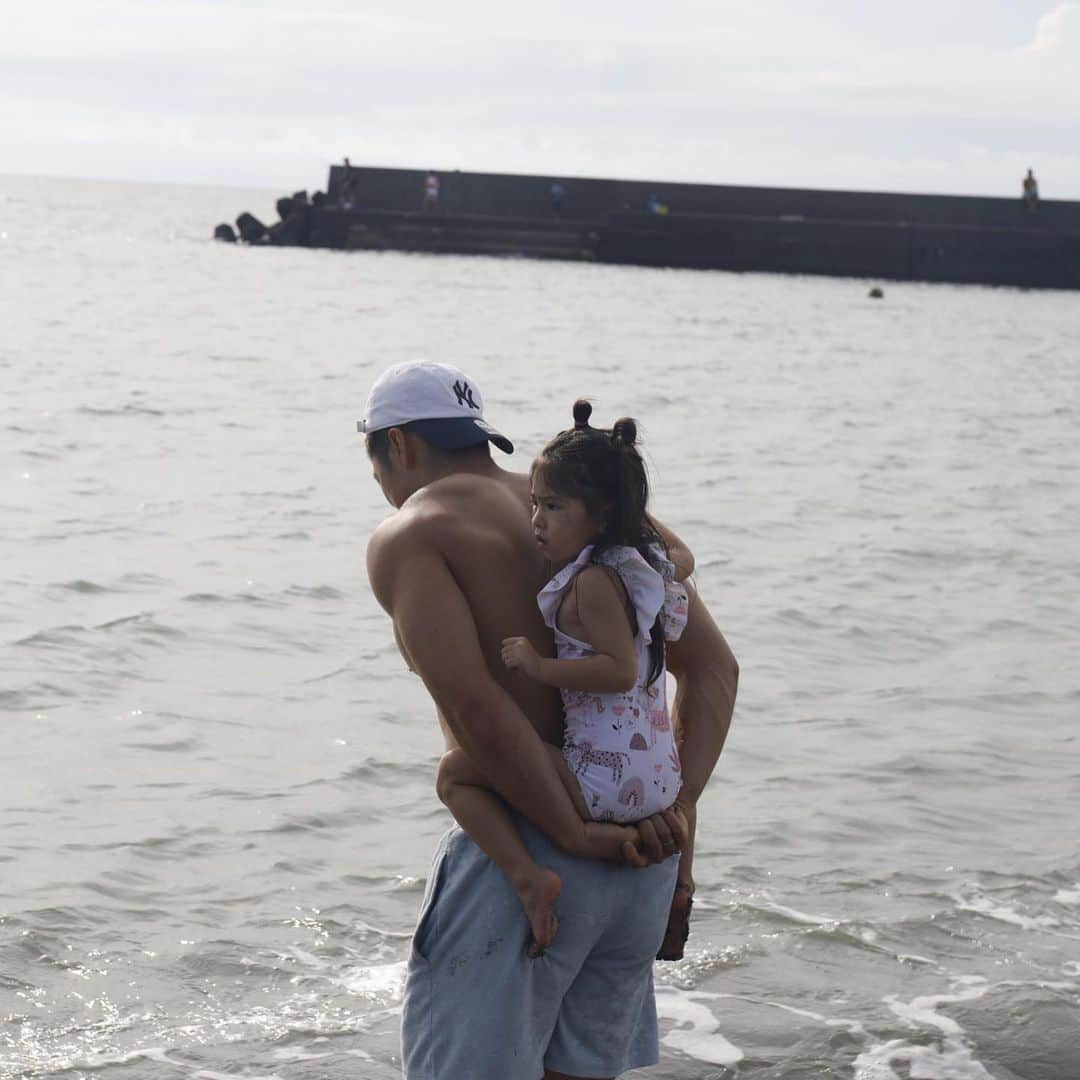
top-left (648, 515), bottom-right (695, 581)
top-left (665, 581), bottom-right (739, 807)
top-left (368, 517), bottom-right (606, 857)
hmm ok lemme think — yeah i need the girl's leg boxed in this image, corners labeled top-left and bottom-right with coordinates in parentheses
top-left (436, 748), bottom-right (562, 956)
top-left (545, 742), bottom-right (592, 820)
top-left (545, 743), bottom-right (648, 864)
top-left (657, 800), bottom-right (696, 961)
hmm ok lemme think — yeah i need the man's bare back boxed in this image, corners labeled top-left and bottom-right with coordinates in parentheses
top-left (377, 468), bottom-right (566, 749)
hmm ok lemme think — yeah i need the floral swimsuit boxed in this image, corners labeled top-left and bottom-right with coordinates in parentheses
top-left (537, 544), bottom-right (689, 824)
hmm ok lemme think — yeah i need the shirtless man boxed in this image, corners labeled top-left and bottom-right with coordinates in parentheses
top-left (361, 361), bottom-right (738, 1079)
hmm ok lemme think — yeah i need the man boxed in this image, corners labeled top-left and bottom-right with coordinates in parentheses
top-left (1022, 167), bottom-right (1039, 212)
top-left (361, 361), bottom-right (738, 1079)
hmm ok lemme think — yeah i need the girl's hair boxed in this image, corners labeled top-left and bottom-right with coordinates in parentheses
top-left (533, 399), bottom-right (667, 684)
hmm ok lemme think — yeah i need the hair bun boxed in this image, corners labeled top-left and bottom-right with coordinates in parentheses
top-left (572, 399), bottom-right (592, 429)
top-left (611, 417), bottom-right (637, 447)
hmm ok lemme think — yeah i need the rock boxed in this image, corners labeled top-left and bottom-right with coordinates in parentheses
top-left (869, 286), bottom-right (884, 299)
top-left (268, 203), bottom-right (313, 246)
top-left (213, 223), bottom-right (237, 242)
top-left (235, 212), bottom-right (269, 243)
top-left (275, 196), bottom-right (295, 221)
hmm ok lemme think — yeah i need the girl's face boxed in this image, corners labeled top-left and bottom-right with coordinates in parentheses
top-left (530, 470), bottom-right (605, 567)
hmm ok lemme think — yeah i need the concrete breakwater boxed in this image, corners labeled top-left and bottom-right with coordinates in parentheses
top-left (218, 164), bottom-right (1080, 290)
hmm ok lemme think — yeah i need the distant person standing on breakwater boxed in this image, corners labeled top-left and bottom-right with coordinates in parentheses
top-left (423, 170), bottom-right (440, 211)
top-left (1022, 168), bottom-right (1039, 212)
top-left (339, 157), bottom-right (357, 210)
top-left (360, 361), bottom-right (738, 1078)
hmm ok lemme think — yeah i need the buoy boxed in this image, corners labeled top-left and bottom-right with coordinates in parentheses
top-left (868, 287), bottom-right (884, 299)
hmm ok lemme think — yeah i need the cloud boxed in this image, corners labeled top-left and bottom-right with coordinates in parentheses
top-left (3, 1), bottom-right (1080, 196)
top-left (1023, 1), bottom-right (1080, 52)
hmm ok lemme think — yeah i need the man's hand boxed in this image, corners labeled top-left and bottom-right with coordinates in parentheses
top-left (501, 636), bottom-right (541, 679)
top-left (620, 805), bottom-right (688, 868)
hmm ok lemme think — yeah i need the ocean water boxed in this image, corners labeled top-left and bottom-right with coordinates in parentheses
top-left (1, 173), bottom-right (1079, 1080)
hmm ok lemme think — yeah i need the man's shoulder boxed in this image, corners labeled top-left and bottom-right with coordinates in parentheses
top-left (367, 500), bottom-right (441, 565)
top-left (366, 505), bottom-right (449, 612)
top-left (367, 468), bottom-right (530, 595)
top-left (366, 478), bottom-right (487, 567)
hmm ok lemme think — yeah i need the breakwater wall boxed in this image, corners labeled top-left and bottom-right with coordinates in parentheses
top-left (233, 164), bottom-right (1080, 289)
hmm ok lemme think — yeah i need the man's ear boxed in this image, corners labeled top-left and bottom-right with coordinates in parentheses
top-left (387, 427), bottom-right (414, 468)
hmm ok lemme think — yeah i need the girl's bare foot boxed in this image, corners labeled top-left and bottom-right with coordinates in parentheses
top-left (516, 867), bottom-right (562, 958)
top-left (656, 881), bottom-right (694, 961)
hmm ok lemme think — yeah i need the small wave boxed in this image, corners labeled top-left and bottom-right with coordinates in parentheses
top-left (14, 624), bottom-right (87, 648)
top-left (656, 944), bottom-right (755, 990)
top-left (302, 664), bottom-right (352, 684)
top-left (122, 738), bottom-right (200, 753)
top-left (75, 404), bottom-right (167, 417)
top-left (341, 759), bottom-right (435, 784)
top-left (1053, 885), bottom-right (1080, 906)
top-left (267, 812), bottom-right (359, 834)
top-left (97, 613), bottom-right (185, 639)
top-left (285, 584), bottom-right (344, 600)
top-left (51, 578), bottom-right (115, 594)
top-left (117, 572), bottom-right (169, 588)
top-left (0, 682), bottom-right (79, 711)
top-left (854, 978), bottom-right (995, 1080)
top-left (342, 959), bottom-right (408, 1001)
top-left (655, 986), bottom-right (744, 1066)
top-left (955, 892), bottom-right (1061, 931)
top-left (854, 1035), bottom-right (995, 1079)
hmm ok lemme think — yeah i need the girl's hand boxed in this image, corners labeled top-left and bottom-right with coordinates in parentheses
top-left (501, 636), bottom-right (541, 679)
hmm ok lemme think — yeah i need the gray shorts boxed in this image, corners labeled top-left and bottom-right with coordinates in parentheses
top-left (401, 815), bottom-right (679, 1079)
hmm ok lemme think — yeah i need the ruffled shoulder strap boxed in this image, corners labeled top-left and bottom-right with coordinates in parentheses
top-left (593, 546), bottom-right (666, 649)
top-left (537, 545), bottom-right (596, 630)
top-left (646, 543), bottom-right (689, 642)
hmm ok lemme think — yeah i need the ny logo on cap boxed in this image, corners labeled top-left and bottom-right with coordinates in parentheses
top-left (453, 380), bottom-right (480, 410)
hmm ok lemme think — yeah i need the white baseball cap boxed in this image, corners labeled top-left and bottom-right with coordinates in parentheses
top-left (357, 361), bottom-right (513, 454)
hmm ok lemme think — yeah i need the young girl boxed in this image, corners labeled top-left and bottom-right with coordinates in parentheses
top-left (436, 400), bottom-right (695, 957)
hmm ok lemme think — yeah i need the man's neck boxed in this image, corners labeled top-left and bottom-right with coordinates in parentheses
top-left (420, 448), bottom-right (503, 488)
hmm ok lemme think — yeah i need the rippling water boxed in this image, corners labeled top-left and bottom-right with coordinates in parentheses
top-left (2, 173), bottom-right (1079, 1079)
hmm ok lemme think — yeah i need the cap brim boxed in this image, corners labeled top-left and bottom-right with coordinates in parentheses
top-left (408, 417), bottom-right (514, 454)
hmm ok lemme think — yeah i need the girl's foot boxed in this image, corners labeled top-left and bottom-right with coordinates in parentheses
top-left (517, 867), bottom-right (562, 958)
top-left (656, 881), bottom-right (694, 961)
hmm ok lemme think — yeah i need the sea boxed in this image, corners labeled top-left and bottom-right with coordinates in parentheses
top-left (1, 173), bottom-right (1079, 1079)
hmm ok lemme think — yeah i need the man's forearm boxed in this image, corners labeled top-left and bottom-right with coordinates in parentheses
top-left (672, 662), bottom-right (735, 803)
top-left (445, 694), bottom-right (589, 855)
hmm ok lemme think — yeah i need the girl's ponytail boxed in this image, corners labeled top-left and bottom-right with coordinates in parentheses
top-left (611, 417), bottom-right (637, 447)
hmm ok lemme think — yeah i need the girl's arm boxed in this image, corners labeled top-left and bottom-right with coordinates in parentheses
top-left (502, 567), bottom-right (638, 693)
top-left (647, 514), bottom-right (695, 581)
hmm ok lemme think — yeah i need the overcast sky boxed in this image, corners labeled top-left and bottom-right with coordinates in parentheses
top-left (5, 0), bottom-right (1079, 198)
